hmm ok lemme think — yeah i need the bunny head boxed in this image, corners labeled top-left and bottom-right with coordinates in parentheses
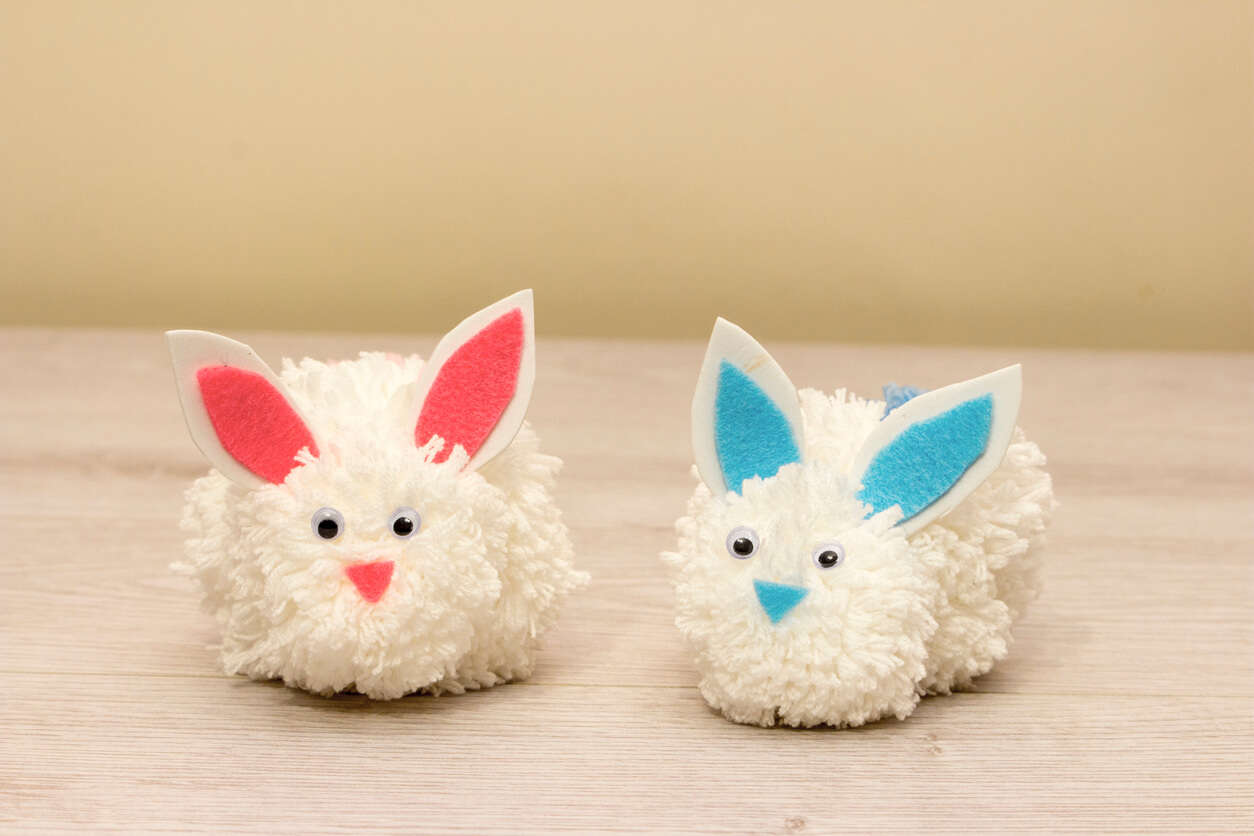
top-left (664, 319), bottom-right (1023, 727)
top-left (169, 291), bottom-right (579, 699)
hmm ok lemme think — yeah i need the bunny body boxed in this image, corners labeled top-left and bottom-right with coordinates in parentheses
top-left (665, 321), bottom-right (1054, 728)
top-left (169, 292), bottom-right (585, 699)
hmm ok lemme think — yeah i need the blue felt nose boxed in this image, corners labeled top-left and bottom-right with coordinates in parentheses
top-left (753, 579), bottom-right (809, 624)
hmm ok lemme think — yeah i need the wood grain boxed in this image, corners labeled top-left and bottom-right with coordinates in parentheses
top-left (1, 328), bottom-right (1251, 833)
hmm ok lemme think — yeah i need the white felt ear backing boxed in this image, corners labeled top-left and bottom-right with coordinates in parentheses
top-left (691, 318), bottom-right (804, 496)
top-left (849, 365), bottom-right (1023, 537)
top-left (166, 330), bottom-right (319, 489)
top-left (408, 289), bottom-right (536, 471)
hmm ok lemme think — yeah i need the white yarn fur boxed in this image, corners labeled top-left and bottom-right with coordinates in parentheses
top-left (663, 387), bottom-right (1054, 727)
top-left (177, 352), bottom-right (586, 699)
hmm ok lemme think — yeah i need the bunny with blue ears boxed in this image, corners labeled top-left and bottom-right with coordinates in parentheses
top-left (168, 291), bottom-right (586, 699)
top-left (663, 319), bottom-right (1054, 727)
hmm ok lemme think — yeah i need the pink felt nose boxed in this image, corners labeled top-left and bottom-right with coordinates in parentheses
top-left (344, 561), bottom-right (394, 603)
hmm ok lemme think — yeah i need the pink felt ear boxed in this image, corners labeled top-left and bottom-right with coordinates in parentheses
top-left (197, 366), bottom-right (320, 484)
top-left (415, 308), bottom-right (525, 464)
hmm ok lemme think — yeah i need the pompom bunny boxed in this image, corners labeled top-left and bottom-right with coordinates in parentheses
top-left (168, 290), bottom-right (586, 699)
top-left (663, 319), bottom-right (1054, 727)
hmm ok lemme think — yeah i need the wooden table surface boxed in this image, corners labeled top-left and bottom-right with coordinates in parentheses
top-left (1, 328), bottom-right (1250, 834)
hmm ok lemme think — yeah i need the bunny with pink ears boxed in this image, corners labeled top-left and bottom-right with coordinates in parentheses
top-left (663, 320), bottom-right (1054, 727)
top-left (168, 291), bottom-right (586, 699)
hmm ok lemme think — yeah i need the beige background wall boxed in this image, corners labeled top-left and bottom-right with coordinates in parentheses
top-left (2, 1), bottom-right (1250, 349)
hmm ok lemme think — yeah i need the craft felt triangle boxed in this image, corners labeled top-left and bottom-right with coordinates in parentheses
top-left (753, 580), bottom-right (809, 624)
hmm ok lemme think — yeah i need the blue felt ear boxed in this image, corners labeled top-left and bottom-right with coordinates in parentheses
top-left (850, 365), bottom-right (1021, 534)
top-left (857, 394), bottom-right (993, 522)
top-left (714, 361), bottom-right (802, 493)
top-left (692, 319), bottom-right (805, 496)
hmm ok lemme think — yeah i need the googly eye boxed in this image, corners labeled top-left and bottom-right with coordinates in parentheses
top-left (389, 507), bottom-right (421, 539)
top-left (725, 526), bottom-right (760, 559)
top-left (812, 542), bottom-right (845, 569)
top-left (311, 507), bottom-right (344, 541)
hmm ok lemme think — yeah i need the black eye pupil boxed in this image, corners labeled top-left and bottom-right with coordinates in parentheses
top-left (818, 550), bottom-right (839, 567)
top-left (732, 538), bottom-right (755, 556)
top-left (392, 516), bottom-right (414, 536)
top-left (316, 519), bottom-right (339, 539)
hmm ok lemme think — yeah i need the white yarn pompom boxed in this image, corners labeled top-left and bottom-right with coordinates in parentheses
top-left (177, 352), bottom-right (586, 699)
top-left (667, 318), bottom-right (1055, 728)
top-left (666, 387), bottom-right (1054, 727)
